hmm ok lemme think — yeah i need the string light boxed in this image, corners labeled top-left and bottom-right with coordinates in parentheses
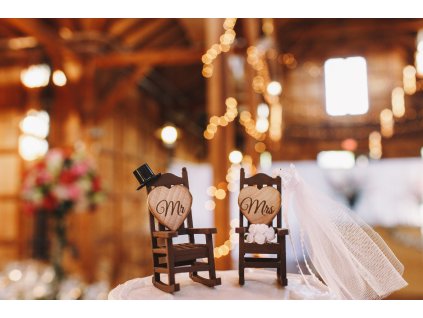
top-left (204, 97), bottom-right (238, 140)
top-left (369, 131), bottom-right (382, 160)
top-left (403, 65), bottom-right (416, 95)
top-left (214, 218), bottom-right (240, 259)
top-left (391, 87), bottom-right (405, 118)
top-left (380, 108), bottom-right (394, 138)
top-left (239, 110), bottom-right (266, 141)
top-left (202, 18), bottom-right (237, 78)
top-left (246, 44), bottom-right (284, 142)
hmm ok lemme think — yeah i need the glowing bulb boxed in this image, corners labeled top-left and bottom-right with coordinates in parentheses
top-left (52, 70), bottom-right (67, 86)
top-left (8, 269), bottom-right (23, 282)
top-left (215, 189), bottom-right (226, 200)
top-left (229, 150), bottom-right (243, 164)
top-left (19, 135), bottom-right (48, 161)
top-left (257, 103), bottom-right (270, 118)
top-left (266, 81), bottom-right (282, 96)
top-left (160, 125), bottom-right (178, 145)
top-left (255, 117), bottom-right (269, 133)
top-left (20, 110), bottom-right (50, 138)
top-left (20, 64), bottom-right (50, 88)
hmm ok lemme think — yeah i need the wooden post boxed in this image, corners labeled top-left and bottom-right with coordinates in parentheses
top-left (205, 18), bottom-right (232, 270)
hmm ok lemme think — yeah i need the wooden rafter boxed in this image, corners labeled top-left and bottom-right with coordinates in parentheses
top-left (93, 48), bottom-right (202, 68)
top-left (3, 18), bottom-right (78, 67)
top-left (108, 18), bottom-right (141, 38)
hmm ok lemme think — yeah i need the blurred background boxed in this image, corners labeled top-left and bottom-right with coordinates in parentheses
top-left (0, 18), bottom-right (423, 299)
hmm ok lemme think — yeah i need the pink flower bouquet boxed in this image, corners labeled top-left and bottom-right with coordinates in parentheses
top-left (22, 148), bottom-right (104, 214)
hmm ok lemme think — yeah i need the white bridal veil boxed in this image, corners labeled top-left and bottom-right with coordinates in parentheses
top-left (279, 165), bottom-right (408, 300)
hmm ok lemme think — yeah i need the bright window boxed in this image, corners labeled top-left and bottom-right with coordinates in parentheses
top-left (324, 56), bottom-right (369, 116)
top-left (317, 151), bottom-right (355, 169)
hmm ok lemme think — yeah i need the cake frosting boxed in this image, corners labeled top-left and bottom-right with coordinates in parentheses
top-left (108, 269), bottom-right (337, 300)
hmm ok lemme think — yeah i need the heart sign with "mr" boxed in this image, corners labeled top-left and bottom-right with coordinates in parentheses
top-left (147, 185), bottom-right (192, 231)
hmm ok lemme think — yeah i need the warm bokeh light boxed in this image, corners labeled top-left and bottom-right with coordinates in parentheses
top-left (19, 135), bottom-right (49, 161)
top-left (255, 117), bottom-right (269, 133)
top-left (20, 64), bottom-right (51, 88)
top-left (391, 87), bottom-right (405, 118)
top-left (254, 142), bottom-right (266, 153)
top-left (369, 131), bottom-right (382, 160)
top-left (266, 81), bottom-right (282, 96)
top-left (19, 110), bottom-right (50, 138)
top-left (403, 65), bottom-right (417, 95)
top-left (52, 70), bottom-right (67, 86)
top-left (160, 125), bottom-right (178, 145)
top-left (228, 150), bottom-right (243, 164)
top-left (341, 138), bottom-right (357, 152)
top-left (215, 189), bottom-right (226, 200)
top-left (257, 103), bottom-right (270, 118)
top-left (380, 108), bottom-right (394, 138)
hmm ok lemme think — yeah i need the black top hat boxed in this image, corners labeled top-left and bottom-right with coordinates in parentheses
top-left (133, 163), bottom-right (161, 190)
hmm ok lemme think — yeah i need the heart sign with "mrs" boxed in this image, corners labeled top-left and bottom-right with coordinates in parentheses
top-left (147, 185), bottom-right (192, 231)
top-left (238, 185), bottom-right (281, 225)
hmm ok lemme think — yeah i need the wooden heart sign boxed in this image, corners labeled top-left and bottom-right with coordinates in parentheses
top-left (238, 185), bottom-right (281, 225)
top-left (147, 185), bottom-right (192, 231)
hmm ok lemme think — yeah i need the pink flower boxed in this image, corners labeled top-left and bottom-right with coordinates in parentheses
top-left (71, 162), bottom-right (89, 177)
top-left (67, 184), bottom-right (81, 201)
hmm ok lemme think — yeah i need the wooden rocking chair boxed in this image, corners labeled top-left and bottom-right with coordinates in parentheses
top-left (146, 167), bottom-right (221, 293)
top-left (235, 168), bottom-right (289, 286)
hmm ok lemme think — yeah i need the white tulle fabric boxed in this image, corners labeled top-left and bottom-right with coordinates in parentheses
top-left (278, 165), bottom-right (408, 300)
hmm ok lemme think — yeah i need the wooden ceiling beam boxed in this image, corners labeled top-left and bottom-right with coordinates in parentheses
top-left (93, 48), bottom-right (202, 68)
top-left (108, 18), bottom-right (141, 38)
top-left (3, 18), bottom-right (78, 66)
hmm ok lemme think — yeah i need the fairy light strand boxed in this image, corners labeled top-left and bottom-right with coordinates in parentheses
top-left (202, 18), bottom-right (237, 78)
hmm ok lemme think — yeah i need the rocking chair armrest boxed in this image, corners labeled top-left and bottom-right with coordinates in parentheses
top-left (235, 227), bottom-right (248, 234)
top-left (152, 230), bottom-right (178, 238)
top-left (276, 228), bottom-right (289, 236)
top-left (186, 228), bottom-right (217, 235)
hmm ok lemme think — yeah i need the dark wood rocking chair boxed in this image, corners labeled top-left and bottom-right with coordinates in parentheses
top-left (146, 167), bottom-right (221, 293)
top-left (235, 168), bottom-right (289, 286)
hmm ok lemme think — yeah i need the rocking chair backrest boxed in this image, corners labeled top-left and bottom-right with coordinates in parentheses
top-left (146, 167), bottom-right (193, 236)
top-left (239, 168), bottom-right (282, 229)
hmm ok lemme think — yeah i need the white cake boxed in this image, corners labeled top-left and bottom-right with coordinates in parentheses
top-left (108, 269), bottom-right (337, 300)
